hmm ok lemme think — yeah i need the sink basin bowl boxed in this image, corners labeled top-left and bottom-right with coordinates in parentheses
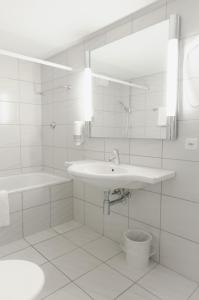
top-left (66, 160), bottom-right (175, 190)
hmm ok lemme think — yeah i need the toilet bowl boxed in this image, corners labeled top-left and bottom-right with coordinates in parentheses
top-left (0, 260), bottom-right (44, 300)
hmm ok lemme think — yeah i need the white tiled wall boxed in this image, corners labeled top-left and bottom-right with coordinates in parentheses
top-left (0, 182), bottom-right (73, 246)
top-left (0, 56), bottom-right (42, 175)
top-left (41, 0), bottom-right (199, 282)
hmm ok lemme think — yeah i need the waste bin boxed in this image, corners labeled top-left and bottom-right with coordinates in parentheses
top-left (122, 229), bottom-right (155, 270)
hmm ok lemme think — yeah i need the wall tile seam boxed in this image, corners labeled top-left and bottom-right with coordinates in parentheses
top-left (162, 192), bottom-right (199, 201)
top-left (158, 262), bottom-right (199, 285)
top-left (21, 196), bottom-right (72, 208)
top-left (177, 119), bottom-right (199, 124)
top-left (160, 193), bottom-right (199, 205)
top-left (19, 102), bottom-right (42, 106)
top-left (22, 202), bottom-right (50, 211)
top-left (84, 199), bottom-right (103, 209)
top-left (143, 188), bottom-right (161, 195)
top-left (41, 75), bottom-right (72, 85)
top-left (129, 153), bottom-right (163, 159)
top-left (41, 96), bottom-right (81, 103)
top-left (0, 145), bottom-right (42, 149)
top-left (0, 76), bottom-right (40, 84)
top-left (50, 196), bottom-right (73, 204)
top-left (22, 202), bottom-right (50, 212)
top-left (21, 164), bottom-right (43, 168)
top-left (160, 228), bottom-right (199, 247)
top-left (1, 123), bottom-right (42, 126)
top-left (100, 210), bottom-right (129, 221)
top-left (161, 157), bottom-right (199, 163)
top-left (0, 122), bottom-right (42, 126)
top-left (130, 217), bottom-right (161, 231)
top-left (21, 145), bottom-right (42, 148)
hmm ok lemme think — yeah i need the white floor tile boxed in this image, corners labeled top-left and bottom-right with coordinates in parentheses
top-left (83, 237), bottom-right (121, 261)
top-left (25, 229), bottom-right (58, 245)
top-left (139, 265), bottom-right (197, 300)
top-left (189, 287), bottom-right (199, 300)
top-left (117, 284), bottom-right (159, 300)
top-left (34, 236), bottom-right (77, 260)
top-left (2, 246), bottom-right (46, 265)
top-left (45, 283), bottom-right (92, 300)
top-left (54, 220), bottom-right (82, 234)
top-left (107, 253), bottom-right (156, 281)
top-left (0, 239), bottom-right (29, 258)
top-left (35, 262), bottom-right (70, 299)
top-left (64, 226), bottom-right (101, 246)
top-left (75, 264), bottom-right (132, 300)
top-left (52, 248), bottom-right (101, 280)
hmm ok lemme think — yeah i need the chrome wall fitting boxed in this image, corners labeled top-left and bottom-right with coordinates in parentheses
top-left (103, 189), bottom-right (131, 215)
top-left (50, 122), bottom-right (56, 129)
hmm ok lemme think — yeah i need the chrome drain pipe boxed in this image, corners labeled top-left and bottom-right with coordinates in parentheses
top-left (103, 189), bottom-right (131, 215)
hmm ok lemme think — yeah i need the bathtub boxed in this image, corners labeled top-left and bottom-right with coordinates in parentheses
top-left (0, 172), bottom-right (70, 194)
top-left (0, 172), bottom-right (73, 246)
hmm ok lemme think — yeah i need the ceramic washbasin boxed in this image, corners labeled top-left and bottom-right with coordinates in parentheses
top-left (65, 160), bottom-right (175, 190)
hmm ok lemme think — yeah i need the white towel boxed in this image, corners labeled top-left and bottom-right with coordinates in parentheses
top-left (0, 191), bottom-right (10, 227)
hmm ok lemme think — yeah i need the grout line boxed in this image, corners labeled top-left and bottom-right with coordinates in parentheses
top-left (25, 225), bottom-right (199, 282)
top-left (159, 139), bottom-right (164, 263)
top-left (114, 283), bottom-right (135, 300)
top-left (187, 285), bottom-right (199, 300)
top-left (114, 264), bottom-right (159, 299)
top-left (72, 281), bottom-right (95, 300)
top-left (0, 244), bottom-right (30, 260)
top-left (21, 192), bottom-right (25, 238)
top-left (1, 221), bottom-right (198, 299)
top-left (159, 261), bottom-right (199, 285)
top-left (41, 283), bottom-right (72, 300)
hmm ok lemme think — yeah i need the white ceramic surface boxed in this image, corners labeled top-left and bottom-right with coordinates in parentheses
top-left (0, 172), bottom-right (70, 193)
top-left (66, 160), bottom-right (175, 189)
top-left (0, 260), bottom-right (45, 300)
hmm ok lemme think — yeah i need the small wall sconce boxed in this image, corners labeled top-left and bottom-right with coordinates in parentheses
top-left (73, 121), bottom-right (85, 146)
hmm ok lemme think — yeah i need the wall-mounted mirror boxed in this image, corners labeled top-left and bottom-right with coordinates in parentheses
top-left (89, 15), bottom-right (180, 140)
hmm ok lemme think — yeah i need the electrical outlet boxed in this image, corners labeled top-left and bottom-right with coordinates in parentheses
top-left (185, 138), bottom-right (198, 150)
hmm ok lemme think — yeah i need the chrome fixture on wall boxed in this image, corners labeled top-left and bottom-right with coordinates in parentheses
top-left (103, 189), bottom-right (131, 215)
top-left (50, 122), bottom-right (56, 129)
top-left (119, 101), bottom-right (132, 113)
top-left (109, 149), bottom-right (120, 165)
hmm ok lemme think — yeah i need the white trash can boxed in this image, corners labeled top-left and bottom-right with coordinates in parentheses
top-left (122, 229), bottom-right (155, 270)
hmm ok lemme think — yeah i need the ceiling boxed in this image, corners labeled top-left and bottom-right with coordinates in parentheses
top-left (0, 0), bottom-right (157, 58)
top-left (91, 20), bottom-right (169, 80)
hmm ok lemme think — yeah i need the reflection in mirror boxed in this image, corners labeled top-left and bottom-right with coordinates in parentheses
top-left (90, 20), bottom-right (170, 139)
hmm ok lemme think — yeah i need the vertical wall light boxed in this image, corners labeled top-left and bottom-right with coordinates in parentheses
top-left (166, 14), bottom-right (180, 140)
top-left (83, 67), bottom-right (93, 122)
top-left (83, 51), bottom-right (93, 138)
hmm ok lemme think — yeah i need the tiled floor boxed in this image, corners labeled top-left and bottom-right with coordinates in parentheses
top-left (0, 220), bottom-right (199, 300)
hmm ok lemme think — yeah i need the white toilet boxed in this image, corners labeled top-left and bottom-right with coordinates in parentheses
top-left (0, 260), bottom-right (44, 300)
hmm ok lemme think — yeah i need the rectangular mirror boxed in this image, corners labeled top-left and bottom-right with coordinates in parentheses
top-left (89, 16), bottom-right (180, 140)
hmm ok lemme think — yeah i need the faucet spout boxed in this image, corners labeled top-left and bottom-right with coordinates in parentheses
top-left (109, 149), bottom-right (120, 165)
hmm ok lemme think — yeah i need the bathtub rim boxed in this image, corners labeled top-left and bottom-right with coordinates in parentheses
top-left (0, 172), bottom-right (72, 194)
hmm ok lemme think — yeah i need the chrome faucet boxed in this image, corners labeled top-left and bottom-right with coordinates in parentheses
top-left (109, 149), bottom-right (120, 165)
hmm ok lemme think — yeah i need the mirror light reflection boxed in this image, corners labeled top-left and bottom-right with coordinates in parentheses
top-left (90, 20), bottom-right (170, 139)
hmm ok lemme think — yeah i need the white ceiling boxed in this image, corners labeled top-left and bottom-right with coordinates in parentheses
top-left (91, 20), bottom-right (169, 79)
top-left (0, 0), bottom-right (157, 58)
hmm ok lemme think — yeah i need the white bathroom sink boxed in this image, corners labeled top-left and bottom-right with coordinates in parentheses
top-left (66, 160), bottom-right (175, 190)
